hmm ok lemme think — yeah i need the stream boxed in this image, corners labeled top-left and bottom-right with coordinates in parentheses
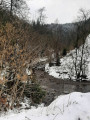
top-left (36, 70), bottom-right (90, 105)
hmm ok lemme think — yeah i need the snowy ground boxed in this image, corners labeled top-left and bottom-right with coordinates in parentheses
top-left (45, 35), bottom-right (90, 81)
top-left (0, 92), bottom-right (90, 120)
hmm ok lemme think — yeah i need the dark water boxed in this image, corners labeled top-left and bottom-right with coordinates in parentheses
top-left (63, 83), bottom-right (90, 93)
top-left (43, 82), bottom-right (90, 105)
top-left (36, 70), bottom-right (90, 105)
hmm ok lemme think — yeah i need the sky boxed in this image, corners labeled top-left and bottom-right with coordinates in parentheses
top-left (26, 0), bottom-right (90, 24)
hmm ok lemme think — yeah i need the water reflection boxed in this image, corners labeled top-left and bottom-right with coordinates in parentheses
top-left (61, 82), bottom-right (90, 94)
top-left (75, 84), bottom-right (90, 92)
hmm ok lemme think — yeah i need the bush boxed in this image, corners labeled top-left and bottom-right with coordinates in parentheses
top-left (56, 57), bottom-right (61, 66)
top-left (62, 48), bottom-right (67, 56)
top-left (24, 74), bottom-right (46, 105)
top-left (30, 83), bottom-right (45, 104)
top-left (49, 62), bottom-right (54, 67)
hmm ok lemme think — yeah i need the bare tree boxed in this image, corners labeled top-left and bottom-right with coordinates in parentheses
top-left (0, 0), bottom-right (29, 20)
top-left (37, 7), bottom-right (46, 25)
top-left (72, 9), bottom-right (90, 81)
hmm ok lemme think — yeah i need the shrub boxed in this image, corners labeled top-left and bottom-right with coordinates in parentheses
top-left (49, 62), bottom-right (54, 67)
top-left (56, 57), bottom-right (61, 66)
top-left (24, 74), bottom-right (46, 105)
top-left (30, 83), bottom-right (46, 104)
top-left (62, 48), bottom-right (67, 56)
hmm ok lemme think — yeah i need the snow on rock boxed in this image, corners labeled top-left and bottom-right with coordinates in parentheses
top-left (45, 35), bottom-right (90, 81)
top-left (0, 92), bottom-right (90, 120)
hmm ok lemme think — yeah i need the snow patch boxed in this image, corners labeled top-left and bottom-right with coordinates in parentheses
top-left (0, 92), bottom-right (90, 120)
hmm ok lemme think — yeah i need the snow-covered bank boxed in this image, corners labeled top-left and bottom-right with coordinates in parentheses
top-left (45, 35), bottom-right (90, 81)
top-left (0, 92), bottom-right (90, 120)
